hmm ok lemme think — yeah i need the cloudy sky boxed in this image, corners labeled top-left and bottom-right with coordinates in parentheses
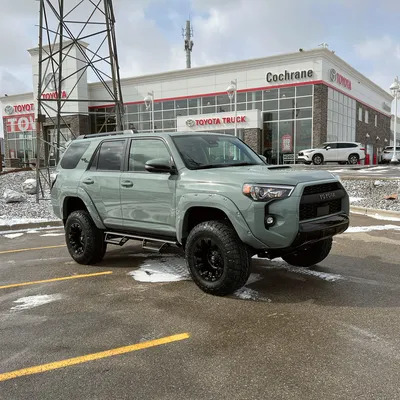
top-left (1, 0), bottom-right (400, 136)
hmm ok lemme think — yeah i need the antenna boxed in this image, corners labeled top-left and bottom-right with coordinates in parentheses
top-left (182, 19), bottom-right (194, 68)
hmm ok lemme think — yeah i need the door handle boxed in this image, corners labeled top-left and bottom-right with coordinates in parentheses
top-left (82, 178), bottom-right (94, 185)
top-left (121, 180), bottom-right (133, 188)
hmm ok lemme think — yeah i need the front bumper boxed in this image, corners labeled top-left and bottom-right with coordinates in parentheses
top-left (265, 213), bottom-right (349, 258)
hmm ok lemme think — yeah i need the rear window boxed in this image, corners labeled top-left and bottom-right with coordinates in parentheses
top-left (60, 141), bottom-right (90, 169)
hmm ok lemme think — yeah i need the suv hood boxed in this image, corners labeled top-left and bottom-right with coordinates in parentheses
top-left (189, 165), bottom-right (338, 186)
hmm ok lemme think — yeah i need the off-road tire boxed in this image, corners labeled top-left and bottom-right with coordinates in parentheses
top-left (65, 210), bottom-right (106, 265)
top-left (281, 237), bottom-right (333, 268)
top-left (348, 153), bottom-right (359, 165)
top-left (312, 154), bottom-right (324, 165)
top-left (185, 221), bottom-right (251, 296)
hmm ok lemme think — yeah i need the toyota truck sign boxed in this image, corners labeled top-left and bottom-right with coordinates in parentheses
top-left (177, 109), bottom-right (262, 132)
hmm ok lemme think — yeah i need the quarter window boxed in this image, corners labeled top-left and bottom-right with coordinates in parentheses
top-left (128, 139), bottom-right (171, 172)
top-left (96, 140), bottom-right (125, 171)
top-left (60, 141), bottom-right (90, 169)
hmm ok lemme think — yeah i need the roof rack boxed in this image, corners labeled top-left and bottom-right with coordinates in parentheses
top-left (78, 129), bottom-right (137, 139)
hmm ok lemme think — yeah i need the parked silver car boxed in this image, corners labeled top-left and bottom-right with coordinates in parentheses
top-left (378, 146), bottom-right (399, 164)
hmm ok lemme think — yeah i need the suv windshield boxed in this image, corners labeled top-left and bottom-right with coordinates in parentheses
top-left (172, 134), bottom-right (265, 170)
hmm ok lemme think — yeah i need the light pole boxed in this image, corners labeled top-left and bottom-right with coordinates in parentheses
top-left (227, 79), bottom-right (238, 137)
top-left (144, 91), bottom-right (155, 133)
top-left (389, 76), bottom-right (399, 164)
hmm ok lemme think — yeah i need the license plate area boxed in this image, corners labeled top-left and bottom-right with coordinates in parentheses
top-left (317, 205), bottom-right (329, 217)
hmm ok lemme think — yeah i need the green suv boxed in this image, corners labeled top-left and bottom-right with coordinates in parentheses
top-left (51, 130), bottom-right (349, 296)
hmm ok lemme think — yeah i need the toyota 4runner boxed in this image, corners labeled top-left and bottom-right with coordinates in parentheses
top-left (51, 130), bottom-right (350, 296)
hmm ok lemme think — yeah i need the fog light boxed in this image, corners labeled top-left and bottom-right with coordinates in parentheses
top-left (265, 216), bottom-right (275, 226)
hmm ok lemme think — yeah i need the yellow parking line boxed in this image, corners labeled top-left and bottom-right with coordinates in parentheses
top-left (0, 333), bottom-right (190, 382)
top-left (0, 244), bottom-right (66, 255)
top-left (0, 271), bottom-right (113, 290)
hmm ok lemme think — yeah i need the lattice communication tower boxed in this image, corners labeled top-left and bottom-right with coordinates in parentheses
top-left (35, 0), bottom-right (125, 202)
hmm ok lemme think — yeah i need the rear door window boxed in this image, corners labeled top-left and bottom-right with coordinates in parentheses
top-left (96, 140), bottom-right (125, 171)
top-left (60, 141), bottom-right (90, 169)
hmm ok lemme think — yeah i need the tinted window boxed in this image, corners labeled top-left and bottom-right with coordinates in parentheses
top-left (60, 141), bottom-right (90, 169)
top-left (129, 139), bottom-right (171, 172)
top-left (172, 134), bottom-right (264, 170)
top-left (97, 140), bottom-right (125, 171)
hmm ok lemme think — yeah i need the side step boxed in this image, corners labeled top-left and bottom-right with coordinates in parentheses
top-left (104, 231), bottom-right (177, 252)
top-left (142, 240), bottom-right (168, 253)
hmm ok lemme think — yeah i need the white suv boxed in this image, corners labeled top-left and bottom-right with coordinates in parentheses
top-left (298, 142), bottom-right (365, 165)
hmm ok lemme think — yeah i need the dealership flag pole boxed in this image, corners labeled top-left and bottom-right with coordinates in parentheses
top-left (389, 76), bottom-right (399, 164)
top-left (234, 79), bottom-right (238, 137)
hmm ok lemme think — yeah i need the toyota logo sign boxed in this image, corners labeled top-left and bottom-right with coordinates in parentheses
top-left (329, 68), bottom-right (337, 82)
top-left (4, 105), bottom-right (14, 115)
top-left (186, 118), bottom-right (195, 128)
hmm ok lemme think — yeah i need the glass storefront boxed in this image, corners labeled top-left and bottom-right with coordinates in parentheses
top-left (6, 131), bottom-right (37, 164)
top-left (262, 84), bottom-right (313, 164)
top-left (90, 84), bottom-right (314, 165)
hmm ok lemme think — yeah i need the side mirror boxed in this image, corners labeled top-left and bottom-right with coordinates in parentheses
top-left (145, 158), bottom-right (176, 174)
top-left (259, 155), bottom-right (267, 163)
top-left (326, 146), bottom-right (331, 150)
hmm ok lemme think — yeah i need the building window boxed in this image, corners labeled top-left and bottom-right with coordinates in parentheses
top-left (358, 107), bottom-right (363, 121)
top-left (365, 110), bottom-right (369, 124)
top-left (375, 114), bottom-right (378, 127)
top-left (327, 87), bottom-right (356, 142)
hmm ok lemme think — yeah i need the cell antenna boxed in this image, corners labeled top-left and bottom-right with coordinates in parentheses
top-left (182, 19), bottom-right (194, 68)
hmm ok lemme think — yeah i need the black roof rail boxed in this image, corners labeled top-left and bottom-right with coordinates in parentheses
top-left (77, 130), bottom-right (137, 139)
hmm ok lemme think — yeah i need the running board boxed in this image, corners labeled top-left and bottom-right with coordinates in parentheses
top-left (104, 231), bottom-right (177, 248)
top-left (142, 240), bottom-right (168, 253)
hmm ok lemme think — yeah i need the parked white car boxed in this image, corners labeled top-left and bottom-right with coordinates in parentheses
top-left (297, 142), bottom-right (366, 165)
top-left (378, 146), bottom-right (399, 164)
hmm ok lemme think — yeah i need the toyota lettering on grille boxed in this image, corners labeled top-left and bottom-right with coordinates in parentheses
top-left (319, 192), bottom-right (336, 200)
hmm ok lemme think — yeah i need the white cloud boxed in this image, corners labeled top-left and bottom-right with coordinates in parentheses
top-left (354, 36), bottom-right (393, 60)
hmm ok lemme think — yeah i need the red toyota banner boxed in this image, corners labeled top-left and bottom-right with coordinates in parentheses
top-left (4, 114), bottom-right (35, 133)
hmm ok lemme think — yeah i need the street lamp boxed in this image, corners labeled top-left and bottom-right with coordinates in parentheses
top-left (144, 91), bottom-right (155, 133)
top-left (389, 76), bottom-right (399, 164)
top-left (227, 79), bottom-right (238, 137)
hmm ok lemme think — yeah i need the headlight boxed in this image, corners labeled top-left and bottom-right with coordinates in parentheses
top-left (243, 184), bottom-right (295, 201)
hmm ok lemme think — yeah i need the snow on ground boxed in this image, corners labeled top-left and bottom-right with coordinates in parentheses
top-left (345, 225), bottom-right (400, 233)
top-left (3, 233), bottom-right (24, 239)
top-left (128, 257), bottom-right (190, 283)
top-left (350, 197), bottom-right (364, 203)
top-left (254, 256), bottom-right (344, 282)
top-left (10, 294), bottom-right (63, 311)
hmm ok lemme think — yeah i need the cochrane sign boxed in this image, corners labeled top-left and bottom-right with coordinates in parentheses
top-left (266, 69), bottom-right (313, 83)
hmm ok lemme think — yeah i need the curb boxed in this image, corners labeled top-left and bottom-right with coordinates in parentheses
top-left (341, 176), bottom-right (400, 181)
top-left (350, 206), bottom-right (400, 219)
top-left (0, 220), bottom-right (63, 232)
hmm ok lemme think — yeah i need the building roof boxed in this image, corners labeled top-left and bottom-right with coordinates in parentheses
top-left (88, 47), bottom-right (393, 102)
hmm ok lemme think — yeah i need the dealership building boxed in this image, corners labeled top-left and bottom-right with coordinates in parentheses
top-left (1, 41), bottom-right (398, 167)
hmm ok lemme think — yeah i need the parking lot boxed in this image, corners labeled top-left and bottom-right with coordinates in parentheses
top-left (1, 213), bottom-right (400, 399)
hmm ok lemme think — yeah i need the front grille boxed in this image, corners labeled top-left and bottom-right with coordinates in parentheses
top-left (302, 182), bottom-right (341, 195)
top-left (300, 199), bottom-right (342, 221)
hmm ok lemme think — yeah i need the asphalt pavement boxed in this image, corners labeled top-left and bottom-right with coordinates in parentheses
top-left (0, 214), bottom-right (400, 399)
